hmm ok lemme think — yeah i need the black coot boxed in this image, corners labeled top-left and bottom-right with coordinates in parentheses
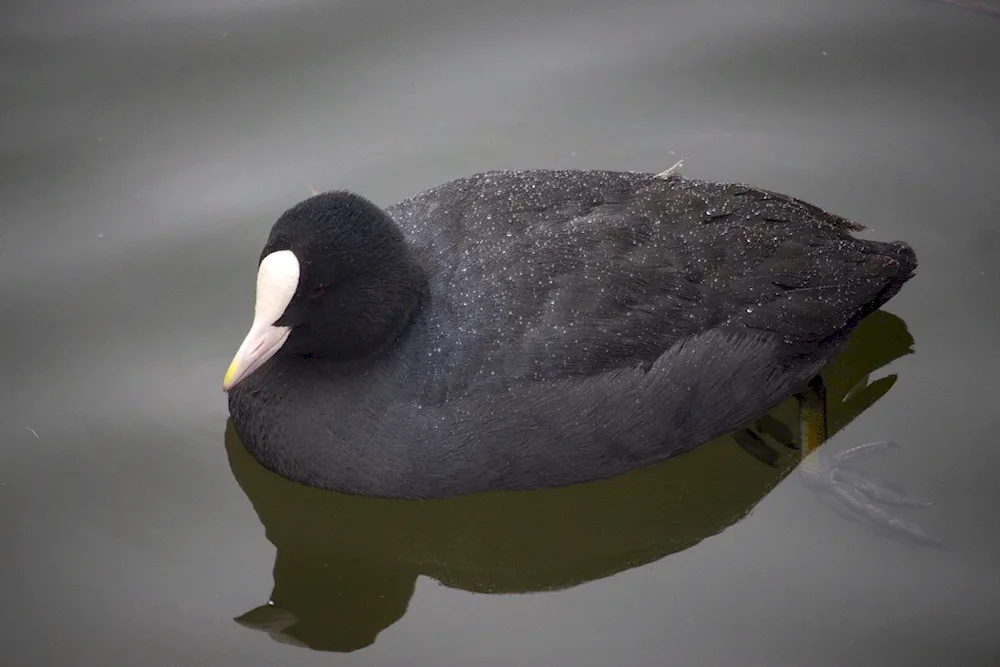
top-left (223, 168), bottom-right (916, 499)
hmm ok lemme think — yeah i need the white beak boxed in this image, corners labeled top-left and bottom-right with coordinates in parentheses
top-left (223, 322), bottom-right (292, 391)
top-left (223, 249), bottom-right (300, 391)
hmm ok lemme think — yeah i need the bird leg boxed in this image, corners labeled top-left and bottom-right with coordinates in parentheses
top-left (735, 375), bottom-right (827, 466)
top-left (797, 375), bottom-right (828, 456)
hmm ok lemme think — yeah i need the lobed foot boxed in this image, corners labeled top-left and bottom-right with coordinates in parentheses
top-left (799, 440), bottom-right (941, 547)
top-left (737, 376), bottom-right (939, 546)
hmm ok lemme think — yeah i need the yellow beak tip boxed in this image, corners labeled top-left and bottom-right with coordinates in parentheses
top-left (223, 361), bottom-right (239, 391)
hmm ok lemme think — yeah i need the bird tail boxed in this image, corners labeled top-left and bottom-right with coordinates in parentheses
top-left (865, 240), bottom-right (917, 315)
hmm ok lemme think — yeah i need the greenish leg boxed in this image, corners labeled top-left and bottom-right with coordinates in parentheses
top-left (734, 428), bottom-right (779, 466)
top-left (797, 375), bottom-right (828, 457)
top-left (736, 375), bottom-right (829, 466)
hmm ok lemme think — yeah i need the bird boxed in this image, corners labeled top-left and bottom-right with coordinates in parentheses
top-left (222, 165), bottom-right (917, 499)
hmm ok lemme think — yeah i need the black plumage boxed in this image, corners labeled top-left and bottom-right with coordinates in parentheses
top-left (227, 169), bottom-right (916, 498)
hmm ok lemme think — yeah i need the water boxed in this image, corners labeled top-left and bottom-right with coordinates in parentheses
top-left (2, 0), bottom-right (999, 665)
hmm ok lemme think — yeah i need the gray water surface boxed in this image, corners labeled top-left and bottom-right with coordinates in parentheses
top-left (3, 1), bottom-right (999, 665)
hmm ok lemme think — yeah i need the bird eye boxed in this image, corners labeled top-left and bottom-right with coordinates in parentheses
top-left (308, 284), bottom-right (326, 298)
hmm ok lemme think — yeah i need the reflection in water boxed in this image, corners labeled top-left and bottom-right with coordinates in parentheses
top-left (224, 310), bottom-right (923, 653)
top-left (792, 311), bottom-right (939, 547)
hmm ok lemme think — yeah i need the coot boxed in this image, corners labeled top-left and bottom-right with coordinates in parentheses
top-left (223, 167), bottom-right (916, 499)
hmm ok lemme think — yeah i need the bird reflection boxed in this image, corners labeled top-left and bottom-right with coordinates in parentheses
top-left (223, 309), bottom-right (931, 653)
top-left (733, 310), bottom-right (938, 545)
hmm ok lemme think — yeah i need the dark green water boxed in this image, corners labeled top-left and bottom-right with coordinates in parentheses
top-left (2, 1), bottom-right (998, 665)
